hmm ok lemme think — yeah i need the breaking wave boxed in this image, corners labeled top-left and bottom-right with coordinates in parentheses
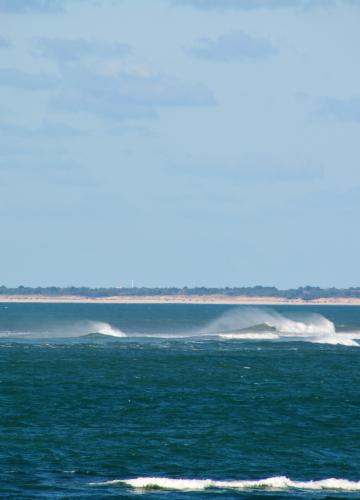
top-left (91, 475), bottom-right (360, 492)
top-left (87, 322), bottom-right (126, 338)
top-left (0, 321), bottom-right (126, 339)
top-left (207, 307), bottom-right (360, 346)
top-left (1, 308), bottom-right (359, 346)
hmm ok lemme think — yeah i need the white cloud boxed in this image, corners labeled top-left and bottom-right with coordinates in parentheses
top-left (51, 62), bottom-right (216, 120)
top-left (0, 0), bottom-right (62, 13)
top-left (0, 67), bottom-right (58, 90)
top-left (186, 31), bottom-right (276, 62)
top-left (34, 37), bottom-right (131, 61)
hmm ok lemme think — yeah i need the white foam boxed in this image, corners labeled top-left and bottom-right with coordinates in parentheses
top-left (311, 333), bottom-right (359, 347)
top-left (0, 321), bottom-right (127, 339)
top-left (89, 322), bottom-right (126, 338)
top-left (0, 331), bottom-right (31, 338)
top-left (219, 332), bottom-right (279, 340)
top-left (91, 475), bottom-right (360, 492)
top-left (209, 307), bottom-right (360, 347)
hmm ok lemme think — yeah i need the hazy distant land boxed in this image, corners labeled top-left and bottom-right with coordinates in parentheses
top-left (1, 286), bottom-right (360, 305)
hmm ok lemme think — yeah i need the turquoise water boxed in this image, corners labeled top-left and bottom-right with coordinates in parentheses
top-left (1, 304), bottom-right (360, 498)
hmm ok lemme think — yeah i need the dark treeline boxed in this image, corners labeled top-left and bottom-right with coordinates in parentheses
top-left (1, 285), bottom-right (360, 300)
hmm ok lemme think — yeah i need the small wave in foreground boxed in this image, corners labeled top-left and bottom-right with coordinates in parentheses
top-left (91, 475), bottom-right (360, 492)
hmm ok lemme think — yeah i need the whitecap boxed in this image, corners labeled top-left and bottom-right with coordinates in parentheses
top-left (89, 321), bottom-right (126, 338)
top-left (219, 332), bottom-right (279, 340)
top-left (90, 475), bottom-right (360, 492)
top-left (208, 307), bottom-right (360, 347)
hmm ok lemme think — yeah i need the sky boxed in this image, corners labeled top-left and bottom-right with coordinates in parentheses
top-left (1, 0), bottom-right (359, 288)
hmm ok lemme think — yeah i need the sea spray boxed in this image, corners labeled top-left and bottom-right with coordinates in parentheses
top-left (1, 304), bottom-right (359, 345)
top-left (207, 307), bottom-right (359, 346)
top-left (88, 321), bottom-right (126, 337)
top-left (0, 320), bottom-right (126, 339)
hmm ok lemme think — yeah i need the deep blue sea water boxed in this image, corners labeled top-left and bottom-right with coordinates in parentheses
top-left (1, 303), bottom-right (360, 498)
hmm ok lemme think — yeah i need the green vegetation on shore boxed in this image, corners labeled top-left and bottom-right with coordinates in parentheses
top-left (1, 285), bottom-right (360, 300)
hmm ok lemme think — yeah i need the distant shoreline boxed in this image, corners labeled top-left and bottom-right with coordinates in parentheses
top-left (1, 294), bottom-right (360, 305)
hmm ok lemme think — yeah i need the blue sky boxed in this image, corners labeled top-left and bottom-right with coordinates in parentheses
top-left (0, 0), bottom-right (359, 288)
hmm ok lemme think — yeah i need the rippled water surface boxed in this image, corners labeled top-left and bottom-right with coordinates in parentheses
top-left (1, 303), bottom-right (360, 498)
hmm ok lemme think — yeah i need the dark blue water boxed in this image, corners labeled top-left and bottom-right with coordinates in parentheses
top-left (1, 304), bottom-right (360, 498)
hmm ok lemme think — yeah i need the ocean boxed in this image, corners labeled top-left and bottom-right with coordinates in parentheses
top-left (1, 303), bottom-right (360, 498)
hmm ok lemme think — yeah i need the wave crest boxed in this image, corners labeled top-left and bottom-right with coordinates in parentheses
top-left (208, 307), bottom-right (359, 346)
top-left (88, 322), bottom-right (126, 338)
top-left (91, 475), bottom-right (360, 492)
top-left (0, 321), bottom-right (126, 339)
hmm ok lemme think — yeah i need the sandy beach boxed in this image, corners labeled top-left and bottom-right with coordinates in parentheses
top-left (1, 295), bottom-right (360, 305)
